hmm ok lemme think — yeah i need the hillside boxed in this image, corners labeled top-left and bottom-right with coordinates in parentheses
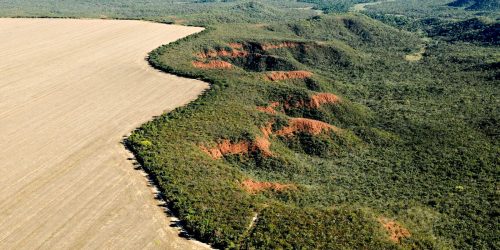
top-left (424, 17), bottom-right (499, 45)
top-left (0, 0), bottom-right (317, 24)
top-left (127, 14), bottom-right (499, 249)
top-left (448, 0), bottom-right (500, 10)
top-left (1, 0), bottom-right (498, 249)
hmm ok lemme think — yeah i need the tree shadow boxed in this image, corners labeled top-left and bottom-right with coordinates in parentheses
top-left (120, 136), bottom-right (202, 243)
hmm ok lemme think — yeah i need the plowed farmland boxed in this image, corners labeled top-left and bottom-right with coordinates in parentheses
top-left (0, 18), bottom-right (209, 249)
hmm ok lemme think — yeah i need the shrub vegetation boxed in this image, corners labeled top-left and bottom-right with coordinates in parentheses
top-left (3, 0), bottom-right (498, 249)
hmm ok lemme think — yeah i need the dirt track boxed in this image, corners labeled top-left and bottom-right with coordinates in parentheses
top-left (0, 18), bottom-right (209, 249)
top-left (350, 0), bottom-right (395, 12)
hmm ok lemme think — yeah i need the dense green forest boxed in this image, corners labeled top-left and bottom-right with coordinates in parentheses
top-left (2, 0), bottom-right (498, 249)
top-left (0, 0), bottom-right (318, 24)
top-left (448, 0), bottom-right (500, 10)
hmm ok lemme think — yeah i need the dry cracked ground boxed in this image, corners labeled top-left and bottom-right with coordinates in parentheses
top-left (0, 18), bottom-right (210, 249)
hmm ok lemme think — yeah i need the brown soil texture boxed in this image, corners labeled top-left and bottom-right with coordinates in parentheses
top-left (260, 122), bottom-right (274, 138)
top-left (200, 136), bottom-right (272, 159)
top-left (276, 118), bottom-right (340, 136)
top-left (255, 122), bottom-right (274, 157)
top-left (256, 102), bottom-right (280, 114)
top-left (196, 49), bottom-right (248, 59)
top-left (242, 179), bottom-right (295, 194)
top-left (258, 93), bottom-right (340, 113)
top-left (261, 42), bottom-right (299, 50)
top-left (309, 93), bottom-right (341, 108)
top-left (378, 217), bottom-right (411, 243)
top-left (253, 136), bottom-right (272, 157)
top-left (265, 71), bottom-right (313, 81)
top-left (200, 140), bottom-right (250, 159)
top-left (192, 60), bottom-right (233, 69)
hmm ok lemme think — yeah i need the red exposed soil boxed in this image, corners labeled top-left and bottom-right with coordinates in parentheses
top-left (196, 49), bottom-right (248, 59)
top-left (309, 93), bottom-right (341, 108)
top-left (261, 42), bottom-right (299, 50)
top-left (242, 179), bottom-right (296, 194)
top-left (265, 71), bottom-right (313, 81)
top-left (254, 122), bottom-right (274, 157)
top-left (378, 217), bottom-right (411, 243)
top-left (192, 60), bottom-right (233, 69)
top-left (256, 106), bottom-right (276, 114)
top-left (256, 102), bottom-right (280, 114)
top-left (276, 118), bottom-right (340, 136)
top-left (203, 99), bottom-right (341, 159)
top-left (260, 122), bottom-right (274, 138)
top-left (199, 146), bottom-right (223, 159)
top-left (258, 93), bottom-right (340, 113)
top-left (199, 139), bottom-right (250, 159)
top-left (200, 133), bottom-right (272, 159)
top-left (284, 93), bottom-right (340, 110)
top-left (253, 136), bottom-right (272, 157)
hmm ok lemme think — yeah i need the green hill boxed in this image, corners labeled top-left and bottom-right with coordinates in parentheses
top-left (127, 13), bottom-right (499, 249)
top-left (1, 0), bottom-right (498, 249)
top-left (423, 17), bottom-right (499, 45)
top-left (448, 0), bottom-right (500, 10)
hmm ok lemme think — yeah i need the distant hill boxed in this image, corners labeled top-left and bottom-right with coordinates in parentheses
top-left (423, 17), bottom-right (500, 45)
top-left (447, 0), bottom-right (500, 11)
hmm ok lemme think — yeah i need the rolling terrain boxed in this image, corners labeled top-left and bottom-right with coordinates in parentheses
top-left (0, 18), bottom-right (209, 249)
top-left (128, 13), bottom-right (499, 249)
top-left (0, 0), bottom-right (498, 249)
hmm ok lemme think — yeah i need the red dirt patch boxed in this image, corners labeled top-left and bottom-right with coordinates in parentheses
top-left (199, 146), bottom-right (223, 159)
top-left (254, 122), bottom-right (273, 156)
top-left (259, 93), bottom-right (340, 111)
top-left (256, 101), bottom-right (280, 114)
top-left (378, 217), bottom-right (411, 243)
top-left (200, 139), bottom-right (249, 159)
top-left (196, 49), bottom-right (248, 59)
top-left (253, 136), bottom-right (272, 157)
top-left (256, 106), bottom-right (276, 114)
top-left (276, 118), bottom-right (340, 136)
top-left (253, 122), bottom-right (274, 157)
top-left (261, 42), bottom-right (299, 50)
top-left (309, 93), bottom-right (341, 108)
top-left (200, 121), bottom-right (276, 160)
top-left (265, 71), bottom-right (313, 81)
top-left (192, 60), bottom-right (233, 69)
top-left (260, 122), bottom-right (274, 138)
top-left (200, 134), bottom-right (272, 159)
top-left (242, 179), bottom-right (295, 194)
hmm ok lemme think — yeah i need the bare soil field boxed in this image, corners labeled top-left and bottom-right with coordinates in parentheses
top-left (0, 18), bottom-right (209, 249)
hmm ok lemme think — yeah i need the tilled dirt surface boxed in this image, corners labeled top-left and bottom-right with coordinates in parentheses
top-left (0, 18), bottom-right (209, 249)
